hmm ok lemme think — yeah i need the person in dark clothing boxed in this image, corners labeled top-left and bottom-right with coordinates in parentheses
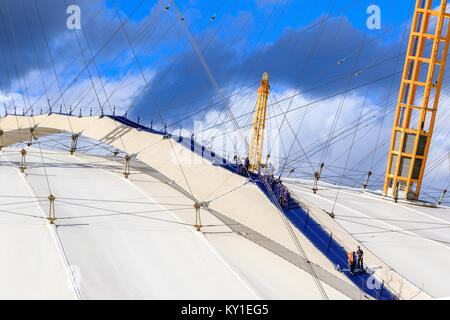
top-left (244, 157), bottom-right (250, 174)
top-left (356, 246), bottom-right (364, 272)
top-left (283, 191), bottom-right (289, 209)
top-left (279, 186), bottom-right (284, 206)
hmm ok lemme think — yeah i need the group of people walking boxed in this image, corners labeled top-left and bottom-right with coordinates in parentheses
top-left (273, 180), bottom-right (290, 209)
top-left (347, 246), bottom-right (364, 275)
top-left (234, 155), bottom-right (365, 278)
top-left (234, 156), bottom-right (250, 176)
top-left (234, 157), bottom-right (292, 210)
top-left (259, 164), bottom-right (291, 209)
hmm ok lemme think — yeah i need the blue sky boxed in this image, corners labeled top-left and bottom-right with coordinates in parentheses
top-left (0, 0), bottom-right (448, 201)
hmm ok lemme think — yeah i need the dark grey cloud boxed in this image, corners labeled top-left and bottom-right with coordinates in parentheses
top-left (131, 15), bottom-right (408, 127)
top-left (0, 0), bottom-right (163, 99)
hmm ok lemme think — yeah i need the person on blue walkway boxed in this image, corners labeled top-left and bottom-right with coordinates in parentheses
top-left (274, 182), bottom-right (280, 196)
top-left (278, 186), bottom-right (284, 206)
top-left (283, 190), bottom-right (289, 209)
top-left (235, 156), bottom-right (243, 175)
top-left (356, 246), bottom-right (364, 272)
top-left (348, 251), bottom-right (356, 276)
top-left (244, 157), bottom-right (250, 175)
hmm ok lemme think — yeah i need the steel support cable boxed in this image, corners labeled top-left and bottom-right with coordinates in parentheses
top-left (246, 99), bottom-right (389, 168)
top-left (110, 0), bottom-right (197, 202)
top-left (33, 0), bottom-right (75, 134)
top-left (369, 0), bottom-right (415, 171)
top-left (290, 114), bottom-right (387, 170)
top-left (268, 25), bottom-right (337, 172)
top-left (261, 173), bottom-right (330, 299)
top-left (0, 33), bottom-right (24, 148)
top-left (425, 152), bottom-right (448, 174)
top-left (169, 0), bottom-right (330, 299)
top-left (0, 208), bottom-right (47, 220)
top-left (330, 0), bottom-right (396, 210)
top-left (284, 35), bottom-right (418, 170)
top-left (71, 0), bottom-right (168, 113)
top-left (270, 86), bottom-right (317, 174)
top-left (172, 0), bottom-right (262, 171)
top-left (205, 1), bottom-right (289, 140)
top-left (268, 92), bottom-right (312, 172)
top-left (205, 180), bottom-right (251, 204)
top-left (203, 0), bottom-right (296, 148)
top-left (325, 115), bottom-right (391, 170)
top-left (195, 75), bottom-right (384, 142)
top-left (201, 0), bottom-right (289, 144)
top-left (26, 1), bottom-right (129, 112)
top-left (21, 0), bottom-right (52, 113)
top-left (201, 24), bottom-right (405, 140)
top-left (189, 0), bottom-right (241, 130)
top-left (3, 0), bottom-right (54, 195)
top-left (0, 85), bottom-right (7, 116)
top-left (19, 1), bottom-right (105, 98)
top-left (35, 0), bottom-right (147, 115)
top-left (64, 3), bottom-right (104, 112)
top-left (0, 9), bottom-right (25, 148)
top-left (168, 39), bottom-right (411, 138)
top-left (78, 8), bottom-right (171, 115)
top-left (235, 0), bottom-right (353, 155)
top-left (151, 0), bottom-right (232, 120)
top-left (151, 0), bottom-right (287, 128)
top-left (167, 83), bottom-right (260, 128)
top-left (118, 0), bottom-right (220, 123)
top-left (194, 69), bottom-right (404, 141)
top-left (274, 13), bottom-right (359, 175)
top-left (288, 123), bottom-right (385, 177)
top-left (347, 75), bottom-right (450, 180)
top-left (121, 0), bottom-right (236, 125)
top-left (169, 0), bottom-right (252, 154)
top-left (319, 30), bottom-right (370, 170)
top-left (64, 0), bottom-right (132, 154)
top-left (266, 95), bottom-right (290, 168)
top-left (276, 79), bottom-right (402, 167)
top-left (362, 100), bottom-right (450, 189)
top-left (71, 13), bottom-right (172, 118)
top-left (122, 0), bottom-right (220, 123)
top-left (172, 1), bottom-right (328, 299)
top-left (0, 8), bottom-right (27, 112)
top-left (274, 0), bottom-right (336, 176)
top-left (334, 216), bottom-right (450, 245)
top-left (204, 0), bottom-right (366, 142)
top-left (60, 0), bottom-right (148, 113)
top-left (205, 93), bottom-right (387, 164)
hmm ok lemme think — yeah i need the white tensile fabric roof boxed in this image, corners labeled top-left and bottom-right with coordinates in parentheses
top-left (285, 178), bottom-right (450, 299)
top-left (0, 148), bottom-right (349, 299)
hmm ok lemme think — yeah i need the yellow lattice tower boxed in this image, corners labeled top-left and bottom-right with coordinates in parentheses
top-left (384, 0), bottom-right (450, 200)
top-left (248, 73), bottom-right (270, 172)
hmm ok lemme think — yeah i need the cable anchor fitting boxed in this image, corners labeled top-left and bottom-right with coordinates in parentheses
top-left (363, 171), bottom-right (372, 190)
top-left (123, 155), bottom-right (131, 179)
top-left (48, 194), bottom-right (56, 224)
top-left (438, 189), bottom-right (447, 206)
top-left (0, 129), bottom-right (3, 151)
top-left (19, 149), bottom-right (27, 173)
top-left (70, 134), bottom-right (79, 155)
top-left (312, 162), bottom-right (324, 194)
top-left (194, 202), bottom-right (202, 231)
top-left (27, 128), bottom-right (36, 147)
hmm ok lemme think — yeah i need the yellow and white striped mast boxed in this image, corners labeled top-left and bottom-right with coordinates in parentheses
top-left (384, 0), bottom-right (450, 200)
top-left (248, 73), bottom-right (270, 172)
